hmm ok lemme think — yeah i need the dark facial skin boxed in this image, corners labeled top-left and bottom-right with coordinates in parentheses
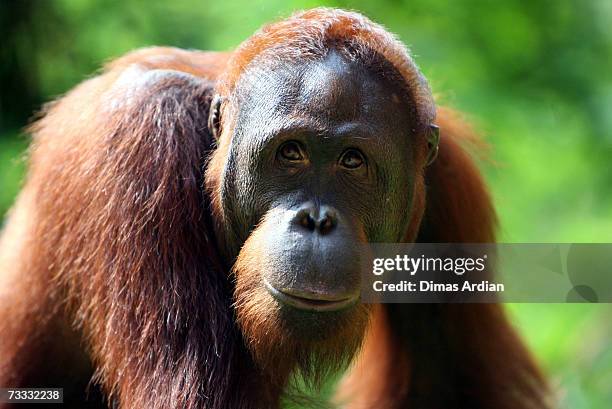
top-left (220, 50), bottom-right (417, 312)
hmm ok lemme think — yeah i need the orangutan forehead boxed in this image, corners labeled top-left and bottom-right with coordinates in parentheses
top-left (234, 50), bottom-right (412, 125)
top-left (232, 46), bottom-right (419, 128)
top-left (244, 40), bottom-right (411, 91)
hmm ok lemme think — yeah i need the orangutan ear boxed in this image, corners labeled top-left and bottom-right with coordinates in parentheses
top-left (208, 94), bottom-right (223, 140)
top-left (426, 124), bottom-right (440, 166)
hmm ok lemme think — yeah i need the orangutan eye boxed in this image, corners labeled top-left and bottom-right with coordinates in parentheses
top-left (278, 141), bottom-right (305, 162)
top-left (339, 149), bottom-right (365, 169)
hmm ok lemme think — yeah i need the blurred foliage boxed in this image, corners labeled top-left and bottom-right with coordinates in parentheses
top-left (0, 0), bottom-right (611, 407)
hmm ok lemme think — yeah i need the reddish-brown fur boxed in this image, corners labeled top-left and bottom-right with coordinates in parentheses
top-left (0, 8), bottom-right (549, 409)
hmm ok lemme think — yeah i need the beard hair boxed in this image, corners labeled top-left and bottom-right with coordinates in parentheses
top-left (231, 235), bottom-right (371, 395)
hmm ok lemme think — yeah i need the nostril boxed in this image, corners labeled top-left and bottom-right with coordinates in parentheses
top-left (318, 208), bottom-right (337, 235)
top-left (295, 209), bottom-right (316, 231)
top-left (302, 215), bottom-right (316, 231)
top-left (319, 217), bottom-right (335, 235)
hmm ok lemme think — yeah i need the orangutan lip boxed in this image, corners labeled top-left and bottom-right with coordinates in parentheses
top-left (264, 280), bottom-right (357, 312)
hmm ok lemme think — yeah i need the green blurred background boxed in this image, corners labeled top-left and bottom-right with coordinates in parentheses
top-left (1, 0), bottom-right (610, 407)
